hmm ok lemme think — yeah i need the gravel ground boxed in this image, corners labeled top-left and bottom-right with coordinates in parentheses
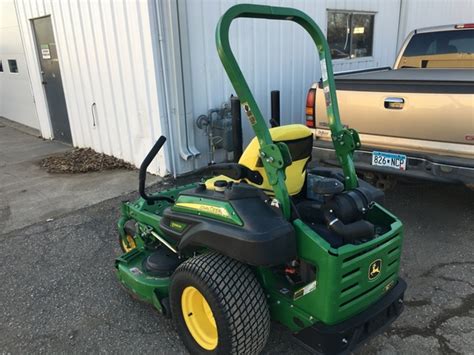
top-left (40, 148), bottom-right (134, 174)
top-left (1, 181), bottom-right (473, 354)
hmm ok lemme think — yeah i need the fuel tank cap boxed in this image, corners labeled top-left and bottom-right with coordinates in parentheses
top-left (214, 180), bottom-right (228, 192)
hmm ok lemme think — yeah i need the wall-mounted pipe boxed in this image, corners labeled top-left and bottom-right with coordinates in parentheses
top-left (175, 0), bottom-right (200, 161)
top-left (270, 90), bottom-right (280, 127)
top-left (151, 0), bottom-right (177, 177)
top-left (231, 96), bottom-right (243, 162)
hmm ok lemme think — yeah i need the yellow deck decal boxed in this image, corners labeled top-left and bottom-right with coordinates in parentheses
top-left (175, 202), bottom-right (230, 218)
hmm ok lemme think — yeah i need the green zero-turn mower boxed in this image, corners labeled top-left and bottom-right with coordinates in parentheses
top-left (115, 4), bottom-right (407, 354)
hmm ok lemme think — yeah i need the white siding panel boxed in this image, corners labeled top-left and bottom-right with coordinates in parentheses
top-left (181, 0), bottom-right (400, 165)
top-left (398, 0), bottom-right (474, 50)
top-left (14, 0), bottom-right (467, 176)
top-left (0, 0), bottom-right (39, 129)
top-left (14, 0), bottom-right (169, 175)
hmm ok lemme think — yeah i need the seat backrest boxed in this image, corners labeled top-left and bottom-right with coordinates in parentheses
top-left (206, 124), bottom-right (313, 195)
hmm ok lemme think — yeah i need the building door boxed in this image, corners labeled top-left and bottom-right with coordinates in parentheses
top-left (32, 16), bottom-right (72, 144)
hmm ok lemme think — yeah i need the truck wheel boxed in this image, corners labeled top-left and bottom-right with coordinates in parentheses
top-left (170, 252), bottom-right (270, 354)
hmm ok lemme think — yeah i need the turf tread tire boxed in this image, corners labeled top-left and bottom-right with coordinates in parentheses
top-left (170, 252), bottom-right (270, 354)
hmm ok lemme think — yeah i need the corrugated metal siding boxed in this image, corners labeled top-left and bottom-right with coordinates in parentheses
top-left (398, 0), bottom-right (474, 50)
top-left (15, 0), bottom-right (466, 176)
top-left (0, 0), bottom-right (39, 129)
top-left (181, 0), bottom-right (401, 162)
top-left (14, 0), bottom-right (168, 175)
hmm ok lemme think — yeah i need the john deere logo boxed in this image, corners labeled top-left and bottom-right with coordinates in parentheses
top-left (368, 259), bottom-right (382, 280)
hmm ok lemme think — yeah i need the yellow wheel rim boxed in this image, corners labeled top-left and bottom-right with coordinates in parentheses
top-left (121, 234), bottom-right (136, 252)
top-left (181, 286), bottom-right (218, 350)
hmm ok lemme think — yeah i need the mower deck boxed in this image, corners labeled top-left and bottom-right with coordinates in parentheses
top-left (115, 248), bottom-right (171, 311)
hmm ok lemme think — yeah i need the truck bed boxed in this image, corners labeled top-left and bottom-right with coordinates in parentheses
top-left (325, 68), bottom-right (474, 93)
top-left (311, 26), bottom-right (474, 185)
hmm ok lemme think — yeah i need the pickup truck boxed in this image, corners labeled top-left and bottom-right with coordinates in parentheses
top-left (306, 24), bottom-right (474, 189)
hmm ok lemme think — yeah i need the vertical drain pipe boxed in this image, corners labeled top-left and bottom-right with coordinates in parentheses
top-left (175, 0), bottom-right (200, 163)
top-left (231, 95), bottom-right (243, 163)
top-left (270, 90), bottom-right (280, 127)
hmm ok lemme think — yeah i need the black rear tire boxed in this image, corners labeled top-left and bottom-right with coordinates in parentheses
top-left (170, 252), bottom-right (270, 354)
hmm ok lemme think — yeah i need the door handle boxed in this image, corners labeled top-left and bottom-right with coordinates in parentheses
top-left (40, 71), bottom-right (47, 85)
top-left (91, 102), bottom-right (97, 127)
top-left (384, 97), bottom-right (404, 109)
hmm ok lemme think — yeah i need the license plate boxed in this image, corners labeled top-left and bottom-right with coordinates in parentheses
top-left (372, 151), bottom-right (407, 170)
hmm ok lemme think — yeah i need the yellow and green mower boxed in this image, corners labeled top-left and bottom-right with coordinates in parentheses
top-left (116, 4), bottom-right (406, 354)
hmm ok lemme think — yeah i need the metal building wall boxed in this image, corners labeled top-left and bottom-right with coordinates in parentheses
top-left (180, 0), bottom-right (401, 165)
top-left (397, 0), bottom-right (474, 50)
top-left (15, 0), bottom-right (468, 177)
top-left (0, 0), bottom-right (39, 130)
top-left (14, 0), bottom-right (169, 175)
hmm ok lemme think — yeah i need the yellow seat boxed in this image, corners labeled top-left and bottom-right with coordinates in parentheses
top-left (206, 124), bottom-right (313, 195)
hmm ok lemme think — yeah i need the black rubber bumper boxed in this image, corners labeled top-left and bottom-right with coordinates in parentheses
top-left (294, 278), bottom-right (407, 355)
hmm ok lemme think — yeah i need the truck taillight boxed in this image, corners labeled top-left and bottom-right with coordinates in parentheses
top-left (455, 23), bottom-right (474, 29)
top-left (305, 88), bottom-right (316, 128)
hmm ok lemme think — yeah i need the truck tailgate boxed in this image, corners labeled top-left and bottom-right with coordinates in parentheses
top-left (315, 69), bottom-right (474, 147)
top-left (316, 90), bottom-right (473, 144)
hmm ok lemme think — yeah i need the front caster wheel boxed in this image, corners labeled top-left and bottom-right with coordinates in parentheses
top-left (119, 223), bottom-right (137, 253)
top-left (170, 252), bottom-right (270, 354)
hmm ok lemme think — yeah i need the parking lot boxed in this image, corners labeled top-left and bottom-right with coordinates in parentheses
top-left (1, 180), bottom-right (473, 354)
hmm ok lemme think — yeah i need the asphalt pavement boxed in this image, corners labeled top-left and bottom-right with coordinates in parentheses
top-left (0, 120), bottom-right (160, 233)
top-left (1, 181), bottom-right (473, 354)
